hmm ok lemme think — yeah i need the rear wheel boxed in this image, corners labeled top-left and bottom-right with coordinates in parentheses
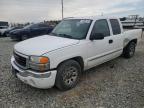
top-left (2, 33), bottom-right (6, 37)
top-left (123, 42), bottom-right (136, 58)
top-left (55, 60), bottom-right (81, 91)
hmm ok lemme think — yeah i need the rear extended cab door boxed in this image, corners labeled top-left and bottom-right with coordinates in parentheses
top-left (108, 19), bottom-right (124, 57)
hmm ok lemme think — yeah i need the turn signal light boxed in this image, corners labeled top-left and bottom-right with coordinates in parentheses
top-left (39, 57), bottom-right (49, 64)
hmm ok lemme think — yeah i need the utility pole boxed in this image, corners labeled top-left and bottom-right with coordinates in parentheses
top-left (101, 12), bottom-right (104, 16)
top-left (61, 0), bottom-right (64, 19)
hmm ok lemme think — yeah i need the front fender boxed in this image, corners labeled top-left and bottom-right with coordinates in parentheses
top-left (42, 42), bottom-right (87, 70)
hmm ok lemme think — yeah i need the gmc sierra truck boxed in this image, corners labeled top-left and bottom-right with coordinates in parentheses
top-left (11, 16), bottom-right (142, 90)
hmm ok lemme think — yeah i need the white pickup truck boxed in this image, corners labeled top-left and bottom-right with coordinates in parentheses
top-left (11, 16), bottom-right (142, 90)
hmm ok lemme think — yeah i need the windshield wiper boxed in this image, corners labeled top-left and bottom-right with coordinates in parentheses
top-left (49, 32), bottom-right (58, 36)
top-left (50, 33), bottom-right (75, 39)
top-left (58, 34), bottom-right (74, 39)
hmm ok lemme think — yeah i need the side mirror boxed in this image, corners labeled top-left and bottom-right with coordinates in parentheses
top-left (90, 33), bottom-right (104, 40)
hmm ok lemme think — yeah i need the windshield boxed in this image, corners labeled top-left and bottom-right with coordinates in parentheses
top-left (50, 19), bottom-right (92, 39)
top-left (24, 24), bottom-right (38, 29)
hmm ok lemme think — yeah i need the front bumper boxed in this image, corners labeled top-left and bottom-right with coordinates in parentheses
top-left (11, 56), bottom-right (57, 89)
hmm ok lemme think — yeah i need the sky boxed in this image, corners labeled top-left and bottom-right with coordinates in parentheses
top-left (0, 0), bottom-right (144, 23)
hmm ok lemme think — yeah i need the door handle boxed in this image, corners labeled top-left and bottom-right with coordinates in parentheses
top-left (109, 39), bottom-right (113, 44)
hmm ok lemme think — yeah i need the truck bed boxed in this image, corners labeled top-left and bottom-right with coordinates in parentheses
top-left (123, 28), bottom-right (142, 47)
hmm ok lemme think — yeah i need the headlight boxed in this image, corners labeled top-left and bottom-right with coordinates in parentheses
top-left (29, 56), bottom-right (50, 72)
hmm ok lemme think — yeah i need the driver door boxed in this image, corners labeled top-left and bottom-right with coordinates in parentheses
top-left (87, 19), bottom-right (114, 68)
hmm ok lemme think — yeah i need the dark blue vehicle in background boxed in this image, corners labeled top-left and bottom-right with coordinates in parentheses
top-left (3, 26), bottom-right (23, 37)
top-left (10, 23), bottom-right (53, 41)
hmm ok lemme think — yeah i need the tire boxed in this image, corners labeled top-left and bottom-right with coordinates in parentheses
top-left (3, 33), bottom-right (6, 37)
top-left (55, 60), bottom-right (81, 91)
top-left (0, 33), bottom-right (4, 37)
top-left (123, 42), bottom-right (136, 58)
top-left (21, 35), bottom-right (28, 41)
top-left (5, 33), bottom-right (8, 37)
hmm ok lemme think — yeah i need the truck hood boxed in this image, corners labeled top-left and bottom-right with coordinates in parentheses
top-left (14, 35), bottom-right (80, 55)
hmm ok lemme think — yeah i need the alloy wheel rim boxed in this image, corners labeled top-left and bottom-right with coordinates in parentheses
top-left (129, 44), bottom-right (135, 56)
top-left (63, 66), bottom-right (78, 86)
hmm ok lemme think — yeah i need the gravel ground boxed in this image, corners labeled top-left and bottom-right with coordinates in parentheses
top-left (0, 35), bottom-right (144, 108)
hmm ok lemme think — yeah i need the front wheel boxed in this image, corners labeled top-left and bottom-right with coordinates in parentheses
top-left (21, 35), bottom-right (28, 41)
top-left (55, 60), bottom-right (81, 91)
top-left (123, 42), bottom-right (136, 58)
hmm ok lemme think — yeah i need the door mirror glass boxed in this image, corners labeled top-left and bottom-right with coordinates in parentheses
top-left (90, 33), bottom-right (104, 40)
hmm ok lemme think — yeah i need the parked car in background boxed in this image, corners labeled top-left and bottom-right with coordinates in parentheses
top-left (0, 21), bottom-right (9, 37)
top-left (3, 27), bottom-right (23, 37)
top-left (0, 21), bottom-right (8, 27)
top-left (10, 23), bottom-right (53, 41)
top-left (11, 16), bottom-right (142, 90)
top-left (0, 26), bottom-right (9, 37)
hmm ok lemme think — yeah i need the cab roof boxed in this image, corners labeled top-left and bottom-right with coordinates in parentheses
top-left (65, 16), bottom-right (119, 21)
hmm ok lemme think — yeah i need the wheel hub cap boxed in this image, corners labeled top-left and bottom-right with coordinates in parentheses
top-left (63, 67), bottom-right (78, 85)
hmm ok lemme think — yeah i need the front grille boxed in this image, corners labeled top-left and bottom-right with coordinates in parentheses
top-left (14, 52), bottom-right (26, 67)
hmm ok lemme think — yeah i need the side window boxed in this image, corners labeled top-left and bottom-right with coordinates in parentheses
top-left (110, 19), bottom-right (121, 35)
top-left (91, 19), bottom-right (110, 37)
top-left (30, 24), bottom-right (39, 28)
top-left (39, 24), bottom-right (49, 28)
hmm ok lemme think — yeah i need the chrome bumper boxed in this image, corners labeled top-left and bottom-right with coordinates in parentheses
top-left (11, 56), bottom-right (57, 89)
